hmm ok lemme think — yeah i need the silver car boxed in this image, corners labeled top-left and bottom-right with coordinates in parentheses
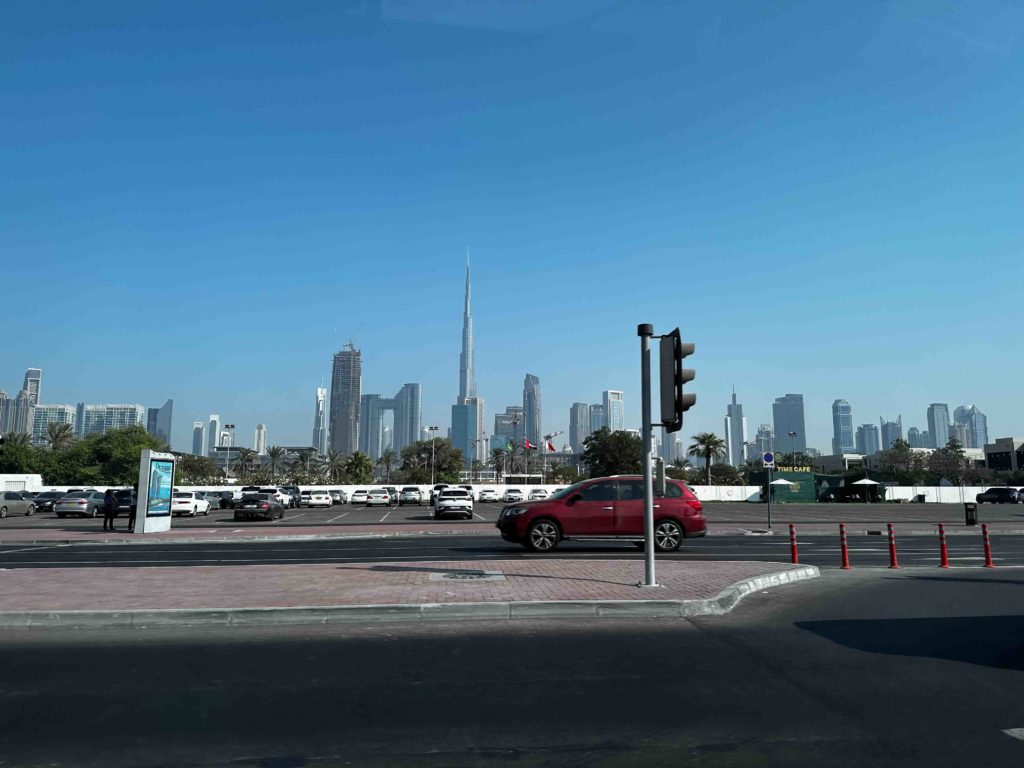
top-left (0, 491), bottom-right (36, 518)
top-left (54, 491), bottom-right (106, 518)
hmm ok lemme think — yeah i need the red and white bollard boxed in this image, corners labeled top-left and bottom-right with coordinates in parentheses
top-left (839, 523), bottom-right (851, 570)
top-left (938, 523), bottom-right (950, 569)
top-left (982, 523), bottom-right (995, 568)
top-left (887, 523), bottom-right (900, 569)
top-left (789, 523), bottom-right (799, 564)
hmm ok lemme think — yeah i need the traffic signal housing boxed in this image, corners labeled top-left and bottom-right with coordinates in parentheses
top-left (659, 328), bottom-right (695, 433)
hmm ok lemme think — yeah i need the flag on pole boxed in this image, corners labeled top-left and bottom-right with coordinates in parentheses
top-left (525, 439), bottom-right (536, 450)
top-left (546, 441), bottom-right (556, 452)
top-left (506, 441), bottom-right (514, 451)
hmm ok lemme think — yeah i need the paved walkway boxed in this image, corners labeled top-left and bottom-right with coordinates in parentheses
top-left (0, 559), bottom-right (817, 627)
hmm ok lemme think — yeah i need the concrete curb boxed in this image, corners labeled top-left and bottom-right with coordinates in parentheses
top-left (0, 566), bottom-right (819, 629)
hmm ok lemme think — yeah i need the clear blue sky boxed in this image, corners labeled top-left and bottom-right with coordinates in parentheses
top-left (2, 1), bottom-right (1022, 453)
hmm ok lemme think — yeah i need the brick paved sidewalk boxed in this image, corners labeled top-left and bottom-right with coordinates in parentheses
top-left (0, 559), bottom-right (814, 617)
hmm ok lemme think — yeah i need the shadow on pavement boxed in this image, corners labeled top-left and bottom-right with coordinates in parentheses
top-left (342, 563), bottom-right (634, 587)
top-left (796, 616), bottom-right (1024, 670)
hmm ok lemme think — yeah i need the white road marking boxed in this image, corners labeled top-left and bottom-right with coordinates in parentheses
top-left (379, 510), bottom-right (392, 522)
top-left (473, 512), bottom-right (486, 520)
top-left (0, 543), bottom-right (73, 555)
top-left (1002, 728), bottom-right (1024, 741)
top-left (280, 513), bottom-right (307, 522)
top-left (327, 512), bottom-right (350, 523)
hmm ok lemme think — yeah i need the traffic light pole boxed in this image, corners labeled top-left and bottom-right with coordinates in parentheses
top-left (638, 323), bottom-right (658, 588)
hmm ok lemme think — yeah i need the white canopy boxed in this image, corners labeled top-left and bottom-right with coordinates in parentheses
top-left (851, 478), bottom-right (880, 485)
top-left (769, 478), bottom-right (795, 486)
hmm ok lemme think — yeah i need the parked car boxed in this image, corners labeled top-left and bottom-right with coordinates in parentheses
top-left (329, 489), bottom-right (348, 505)
top-left (54, 491), bottom-right (106, 518)
top-left (350, 489), bottom-right (370, 505)
top-left (382, 486), bottom-right (399, 503)
top-left (0, 490), bottom-right (36, 517)
top-left (528, 488), bottom-right (549, 501)
top-left (32, 490), bottom-right (63, 513)
top-left (208, 491), bottom-right (235, 509)
top-left (478, 488), bottom-right (499, 503)
top-left (113, 489), bottom-right (137, 517)
top-left (365, 489), bottom-right (392, 507)
top-left (502, 488), bottom-right (524, 503)
top-left (399, 487), bottom-right (423, 506)
top-left (434, 488), bottom-right (475, 520)
top-left (171, 491), bottom-right (211, 517)
top-left (259, 487), bottom-right (291, 507)
top-left (976, 487), bottom-right (1020, 504)
top-left (233, 493), bottom-right (284, 521)
top-left (430, 484), bottom-right (450, 505)
top-left (458, 485), bottom-right (476, 501)
top-left (306, 490), bottom-right (332, 508)
top-left (299, 491), bottom-right (312, 506)
top-left (278, 484), bottom-right (302, 508)
top-left (497, 476), bottom-right (706, 553)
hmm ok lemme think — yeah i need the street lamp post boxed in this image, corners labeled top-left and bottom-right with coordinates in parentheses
top-left (427, 426), bottom-right (439, 485)
top-left (788, 431), bottom-right (798, 469)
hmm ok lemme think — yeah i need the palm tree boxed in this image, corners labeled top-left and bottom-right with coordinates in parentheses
top-left (233, 447), bottom-right (257, 476)
top-left (670, 456), bottom-right (692, 471)
top-left (324, 450), bottom-right (346, 483)
top-left (266, 446), bottom-right (285, 481)
top-left (296, 448), bottom-right (315, 475)
top-left (490, 447), bottom-right (507, 482)
top-left (45, 422), bottom-right (75, 451)
top-left (344, 452), bottom-right (374, 484)
top-left (377, 448), bottom-right (397, 483)
top-left (3, 432), bottom-right (31, 448)
top-left (688, 432), bottom-right (727, 485)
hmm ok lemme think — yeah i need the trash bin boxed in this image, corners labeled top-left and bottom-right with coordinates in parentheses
top-left (964, 502), bottom-right (978, 526)
top-left (915, 494), bottom-right (926, 504)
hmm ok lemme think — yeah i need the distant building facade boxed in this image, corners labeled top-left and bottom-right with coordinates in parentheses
top-left (146, 398), bottom-right (173, 446)
top-left (569, 402), bottom-right (590, 454)
top-left (254, 424), bottom-right (267, 455)
top-left (831, 399), bottom-right (854, 455)
top-left (76, 404), bottom-right (146, 438)
top-left (772, 394), bottom-right (807, 453)
top-left (31, 404), bottom-right (75, 446)
top-left (879, 416), bottom-right (903, 449)
top-left (329, 344), bottom-right (361, 455)
top-left (523, 374), bottom-right (541, 447)
top-left (312, 387), bottom-right (328, 456)
top-left (602, 390), bottom-right (624, 433)
top-left (927, 404), bottom-right (950, 449)
top-left (856, 424), bottom-right (881, 456)
top-left (953, 405), bottom-right (988, 450)
top-left (192, 421), bottom-right (206, 456)
top-left (724, 390), bottom-right (748, 467)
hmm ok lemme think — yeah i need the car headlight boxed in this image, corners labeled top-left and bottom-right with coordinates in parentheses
top-left (503, 507), bottom-right (527, 517)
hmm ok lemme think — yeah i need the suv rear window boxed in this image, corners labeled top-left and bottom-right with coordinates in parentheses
top-left (441, 490), bottom-right (469, 498)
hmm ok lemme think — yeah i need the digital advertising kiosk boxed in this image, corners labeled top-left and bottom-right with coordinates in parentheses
top-left (135, 449), bottom-right (177, 534)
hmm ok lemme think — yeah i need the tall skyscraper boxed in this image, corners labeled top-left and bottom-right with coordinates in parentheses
top-left (856, 424), bottom-right (881, 455)
top-left (207, 414), bottom-right (220, 455)
top-left (146, 398), bottom-right (173, 446)
top-left (23, 368), bottom-right (42, 406)
top-left (76, 404), bottom-right (146, 437)
top-left (329, 343), bottom-right (361, 455)
top-left (724, 389), bottom-right (748, 466)
top-left (4, 389), bottom-right (35, 435)
top-left (907, 427), bottom-right (924, 448)
top-left (748, 424), bottom-right (774, 460)
top-left (312, 386), bottom-right (328, 456)
top-left (950, 422), bottom-right (971, 447)
top-left (494, 406), bottom-right (524, 448)
top-left (953, 405), bottom-right (988, 449)
top-left (569, 403), bottom-right (590, 454)
top-left (772, 394), bottom-right (807, 453)
top-left (659, 427), bottom-right (676, 464)
top-left (523, 374), bottom-right (541, 447)
top-left (458, 258), bottom-right (475, 403)
top-left (362, 383), bottom-right (422, 460)
top-left (831, 399), bottom-right (854, 454)
top-left (192, 421), bottom-right (206, 456)
top-left (603, 390), bottom-right (624, 432)
top-left (879, 415), bottom-right (903, 449)
top-left (451, 259), bottom-right (483, 467)
top-left (254, 424), bottom-right (267, 454)
top-left (31, 404), bottom-right (75, 446)
top-left (926, 404), bottom-right (950, 449)
top-left (589, 403), bottom-right (605, 435)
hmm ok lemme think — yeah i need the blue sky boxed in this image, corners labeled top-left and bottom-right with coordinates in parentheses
top-left (2, 1), bottom-right (1022, 453)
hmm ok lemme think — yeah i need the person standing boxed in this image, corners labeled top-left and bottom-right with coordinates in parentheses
top-left (102, 489), bottom-right (117, 532)
top-left (127, 486), bottom-right (138, 533)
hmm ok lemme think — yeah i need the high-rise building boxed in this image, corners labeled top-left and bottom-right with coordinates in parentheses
top-left (772, 394), bottom-right (807, 453)
top-left (254, 424), bottom-right (267, 454)
top-left (222, 423), bottom-right (236, 447)
top-left (362, 383), bottom-right (423, 460)
top-left (31, 404), bottom-right (75, 446)
top-left (329, 343), bottom-right (361, 455)
top-left (589, 404), bottom-right (605, 435)
top-left (458, 258), bottom-right (476, 403)
top-left (312, 386), bottom-right (328, 456)
top-left (907, 427), bottom-right (924, 448)
top-left (926, 404), bottom-right (950, 449)
top-left (523, 374), bottom-right (541, 447)
top-left (879, 416), bottom-right (903, 449)
top-left (603, 390), bottom-right (624, 433)
top-left (493, 406), bottom-right (524, 449)
top-left (569, 403), bottom-right (590, 454)
top-left (76, 404), bottom-right (146, 437)
top-left (23, 368), bottom-right (42, 406)
top-left (192, 421), bottom-right (206, 456)
top-left (659, 427), bottom-right (675, 464)
top-left (207, 414), bottom-right (220, 456)
top-left (831, 399), bottom-right (854, 455)
top-left (3, 389), bottom-right (35, 436)
top-left (748, 424), bottom-right (774, 461)
top-left (146, 398), bottom-right (173, 446)
top-left (450, 260), bottom-right (483, 468)
top-left (724, 389), bottom-right (748, 466)
top-left (953, 405), bottom-right (988, 450)
top-left (856, 424), bottom-right (880, 455)
top-left (949, 422), bottom-right (971, 447)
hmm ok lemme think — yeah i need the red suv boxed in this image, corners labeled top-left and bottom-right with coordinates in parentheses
top-left (497, 475), bottom-right (705, 552)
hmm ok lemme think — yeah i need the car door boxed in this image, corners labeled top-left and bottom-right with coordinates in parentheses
top-left (613, 479), bottom-right (645, 534)
top-left (559, 480), bottom-right (616, 536)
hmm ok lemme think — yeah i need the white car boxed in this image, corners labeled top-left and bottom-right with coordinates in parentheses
top-left (399, 487), bottom-right (423, 506)
top-left (478, 488), bottom-right (499, 503)
top-left (305, 490), bottom-right (332, 508)
top-left (171, 491), bottom-right (211, 517)
top-left (434, 488), bottom-right (474, 520)
top-left (259, 487), bottom-right (290, 507)
top-left (528, 488), bottom-right (549, 501)
top-left (350, 489), bottom-right (369, 505)
top-left (503, 488), bottom-right (525, 502)
top-left (365, 489), bottom-right (392, 507)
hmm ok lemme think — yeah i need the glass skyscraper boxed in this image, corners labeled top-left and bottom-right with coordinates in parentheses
top-left (926, 403), bottom-right (950, 449)
top-left (831, 399), bottom-right (854, 455)
top-left (523, 374), bottom-right (541, 447)
top-left (772, 394), bottom-right (807, 454)
top-left (569, 402), bottom-right (590, 454)
top-left (953, 405), bottom-right (988, 449)
top-left (602, 390), bottom-right (624, 433)
top-left (724, 389), bottom-right (748, 467)
top-left (856, 424), bottom-right (880, 455)
top-left (329, 344), bottom-right (361, 455)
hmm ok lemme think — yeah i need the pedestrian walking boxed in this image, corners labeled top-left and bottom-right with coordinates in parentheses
top-left (102, 488), bottom-right (117, 532)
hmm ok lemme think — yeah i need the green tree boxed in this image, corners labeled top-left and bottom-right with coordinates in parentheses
top-left (377, 448), bottom-right (397, 483)
top-left (927, 438), bottom-right (967, 485)
top-left (88, 426), bottom-right (164, 484)
top-left (709, 463), bottom-right (743, 486)
top-left (548, 463), bottom-right (581, 484)
top-left (397, 439), bottom-right (463, 484)
top-left (0, 435), bottom-right (37, 474)
top-left (344, 451), bottom-right (375, 484)
top-left (45, 422), bottom-right (75, 452)
top-left (175, 453), bottom-right (226, 484)
top-left (581, 428), bottom-right (642, 478)
top-left (490, 447), bottom-right (507, 482)
top-left (687, 432), bottom-right (727, 485)
top-left (266, 446), bottom-right (285, 481)
top-left (876, 438), bottom-right (927, 484)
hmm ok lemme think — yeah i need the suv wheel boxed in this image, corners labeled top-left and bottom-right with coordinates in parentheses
top-left (525, 520), bottom-right (560, 552)
top-left (26, 504), bottom-right (35, 516)
top-left (653, 519), bottom-right (683, 552)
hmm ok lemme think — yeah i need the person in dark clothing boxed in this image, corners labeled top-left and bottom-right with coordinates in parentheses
top-left (102, 489), bottom-right (117, 531)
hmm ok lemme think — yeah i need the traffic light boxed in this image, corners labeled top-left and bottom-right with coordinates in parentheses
top-left (659, 328), bottom-right (695, 433)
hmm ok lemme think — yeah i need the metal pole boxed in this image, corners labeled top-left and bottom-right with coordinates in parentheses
top-left (767, 464), bottom-right (773, 530)
top-left (638, 323), bottom-right (657, 588)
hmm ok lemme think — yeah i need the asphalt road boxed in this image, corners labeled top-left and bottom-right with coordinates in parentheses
top-left (2, 569), bottom-right (1023, 767)
top-left (3, 531), bottom-right (1023, 569)
top-left (6, 500), bottom-right (1024, 530)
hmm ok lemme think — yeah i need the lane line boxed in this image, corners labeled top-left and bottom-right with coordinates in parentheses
top-left (280, 513), bottom-right (307, 522)
top-left (327, 512), bottom-right (350, 523)
top-left (0, 543), bottom-right (73, 556)
top-left (379, 511), bottom-right (392, 523)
